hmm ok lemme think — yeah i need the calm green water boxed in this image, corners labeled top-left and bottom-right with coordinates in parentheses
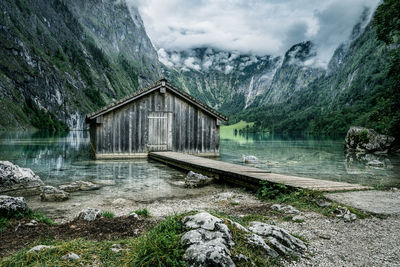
top-left (0, 131), bottom-right (399, 190)
top-left (219, 132), bottom-right (400, 188)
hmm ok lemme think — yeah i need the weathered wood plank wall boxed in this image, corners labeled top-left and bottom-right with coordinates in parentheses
top-left (90, 90), bottom-right (220, 156)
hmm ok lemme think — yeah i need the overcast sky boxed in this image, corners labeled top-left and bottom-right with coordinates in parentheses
top-left (128, 0), bottom-right (380, 67)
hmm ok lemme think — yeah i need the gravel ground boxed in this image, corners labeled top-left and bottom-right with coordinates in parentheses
top-left (278, 212), bottom-right (400, 267)
top-left (26, 187), bottom-right (400, 266)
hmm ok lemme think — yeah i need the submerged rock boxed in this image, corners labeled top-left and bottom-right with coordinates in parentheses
top-left (0, 195), bottom-right (29, 215)
top-left (366, 160), bottom-right (385, 168)
top-left (0, 161), bottom-right (44, 196)
top-left (77, 208), bottom-right (101, 221)
top-left (40, 186), bottom-right (69, 202)
top-left (242, 155), bottom-right (259, 163)
top-left (59, 181), bottom-right (101, 192)
top-left (345, 126), bottom-right (395, 153)
top-left (184, 171), bottom-right (213, 188)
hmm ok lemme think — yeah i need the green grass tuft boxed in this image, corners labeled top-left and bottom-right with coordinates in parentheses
top-left (134, 208), bottom-right (150, 217)
top-left (28, 211), bottom-right (56, 225)
top-left (124, 215), bottom-right (186, 266)
top-left (102, 211), bottom-right (115, 219)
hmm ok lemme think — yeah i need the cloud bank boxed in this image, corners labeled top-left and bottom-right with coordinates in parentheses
top-left (128, 0), bottom-right (379, 67)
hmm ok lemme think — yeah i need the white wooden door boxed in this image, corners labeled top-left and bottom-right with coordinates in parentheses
top-left (147, 112), bottom-right (172, 151)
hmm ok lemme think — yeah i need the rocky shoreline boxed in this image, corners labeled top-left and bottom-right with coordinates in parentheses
top-left (1, 161), bottom-right (400, 266)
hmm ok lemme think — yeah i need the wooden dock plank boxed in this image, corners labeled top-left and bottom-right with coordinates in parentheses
top-left (149, 152), bottom-right (371, 192)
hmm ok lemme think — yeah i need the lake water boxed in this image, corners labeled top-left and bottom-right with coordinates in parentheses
top-left (0, 131), bottom-right (399, 191)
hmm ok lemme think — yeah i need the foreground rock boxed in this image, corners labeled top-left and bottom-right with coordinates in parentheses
top-left (184, 171), bottom-right (214, 188)
top-left (182, 212), bottom-right (235, 266)
top-left (248, 221), bottom-right (306, 255)
top-left (77, 208), bottom-right (101, 221)
top-left (181, 212), bottom-right (307, 266)
top-left (0, 161), bottom-right (44, 196)
top-left (0, 195), bottom-right (29, 215)
top-left (40, 186), bottom-right (69, 202)
top-left (345, 126), bottom-right (395, 153)
top-left (59, 181), bottom-right (101, 192)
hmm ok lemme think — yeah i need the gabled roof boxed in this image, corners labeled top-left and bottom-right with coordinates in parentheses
top-left (85, 79), bottom-right (228, 122)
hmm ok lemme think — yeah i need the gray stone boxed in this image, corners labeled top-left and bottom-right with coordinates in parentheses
top-left (184, 171), bottom-right (214, 188)
top-left (248, 221), bottom-right (306, 255)
top-left (59, 181), bottom-right (101, 192)
top-left (0, 195), bottom-right (29, 215)
top-left (345, 126), bottom-right (395, 153)
top-left (181, 212), bottom-right (236, 267)
top-left (25, 220), bottom-right (38, 226)
top-left (0, 161), bottom-right (44, 196)
top-left (77, 208), bottom-right (101, 221)
top-left (334, 206), bottom-right (357, 222)
top-left (129, 212), bottom-right (139, 219)
top-left (242, 155), bottom-right (259, 163)
top-left (246, 233), bottom-right (279, 258)
top-left (183, 239), bottom-right (235, 267)
top-left (61, 253), bottom-right (80, 261)
top-left (183, 212), bottom-right (222, 231)
top-left (40, 186), bottom-right (69, 202)
top-left (271, 204), bottom-right (300, 214)
top-left (28, 245), bottom-right (55, 252)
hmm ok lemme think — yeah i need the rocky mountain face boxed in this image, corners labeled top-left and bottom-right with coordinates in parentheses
top-left (160, 48), bottom-right (281, 114)
top-left (0, 0), bottom-right (160, 131)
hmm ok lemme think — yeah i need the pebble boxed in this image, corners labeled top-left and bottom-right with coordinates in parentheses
top-left (61, 253), bottom-right (80, 261)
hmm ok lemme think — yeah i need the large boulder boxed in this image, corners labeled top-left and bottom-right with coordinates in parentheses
top-left (0, 195), bottom-right (30, 216)
top-left (0, 161), bottom-right (44, 196)
top-left (182, 212), bottom-right (235, 267)
top-left (40, 186), bottom-right (69, 202)
top-left (345, 127), bottom-right (395, 153)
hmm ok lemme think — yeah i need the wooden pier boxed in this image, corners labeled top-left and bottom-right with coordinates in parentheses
top-left (149, 152), bottom-right (371, 192)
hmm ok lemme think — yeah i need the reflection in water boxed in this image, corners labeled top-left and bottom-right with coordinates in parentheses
top-left (0, 131), bottom-right (399, 192)
top-left (220, 132), bottom-right (400, 187)
top-left (0, 131), bottom-right (189, 201)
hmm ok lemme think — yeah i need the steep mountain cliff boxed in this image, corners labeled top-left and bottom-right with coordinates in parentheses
top-left (160, 48), bottom-right (281, 114)
top-left (0, 0), bottom-right (160, 131)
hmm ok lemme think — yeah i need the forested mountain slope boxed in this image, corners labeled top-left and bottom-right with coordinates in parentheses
top-left (0, 0), bottom-right (160, 131)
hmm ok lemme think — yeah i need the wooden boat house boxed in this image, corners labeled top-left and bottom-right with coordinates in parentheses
top-left (85, 79), bottom-right (228, 159)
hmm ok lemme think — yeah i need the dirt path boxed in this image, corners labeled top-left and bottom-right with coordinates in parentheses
top-left (325, 190), bottom-right (400, 215)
